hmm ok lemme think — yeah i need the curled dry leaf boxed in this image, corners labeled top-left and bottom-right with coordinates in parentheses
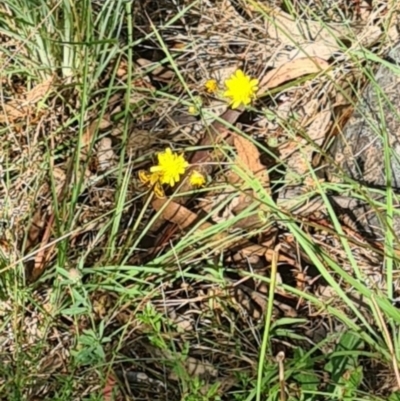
top-left (258, 57), bottom-right (330, 94)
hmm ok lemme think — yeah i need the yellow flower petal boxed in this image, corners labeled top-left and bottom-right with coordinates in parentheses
top-left (149, 172), bottom-right (162, 185)
top-left (205, 79), bottom-right (218, 93)
top-left (189, 171), bottom-right (206, 187)
top-left (188, 105), bottom-right (198, 115)
top-left (154, 182), bottom-right (165, 198)
top-left (138, 170), bottom-right (150, 184)
top-left (250, 79), bottom-right (258, 87)
top-left (236, 69), bottom-right (245, 78)
top-left (157, 147), bottom-right (172, 165)
top-left (223, 69), bottom-right (259, 109)
top-left (150, 148), bottom-right (189, 187)
top-left (150, 165), bottom-right (162, 173)
top-left (139, 170), bottom-right (163, 187)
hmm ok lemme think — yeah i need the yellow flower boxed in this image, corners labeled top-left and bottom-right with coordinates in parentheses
top-left (138, 170), bottom-right (165, 198)
top-left (138, 170), bottom-right (161, 185)
top-left (223, 69), bottom-right (259, 109)
top-left (188, 105), bottom-right (198, 115)
top-left (189, 170), bottom-right (206, 187)
top-left (153, 182), bottom-right (165, 198)
top-left (188, 95), bottom-right (202, 115)
top-left (150, 147), bottom-right (189, 187)
top-left (205, 79), bottom-right (218, 93)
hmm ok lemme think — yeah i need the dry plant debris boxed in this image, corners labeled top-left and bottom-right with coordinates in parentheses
top-left (2, 0), bottom-right (400, 399)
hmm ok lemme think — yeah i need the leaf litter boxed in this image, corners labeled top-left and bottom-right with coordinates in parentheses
top-left (1, 0), bottom-right (400, 399)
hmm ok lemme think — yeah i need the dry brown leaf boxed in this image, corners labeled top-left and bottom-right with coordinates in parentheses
top-left (229, 229), bottom-right (278, 264)
top-left (0, 102), bottom-right (26, 123)
top-left (265, 248), bottom-right (297, 265)
top-left (53, 167), bottom-right (67, 196)
top-left (30, 213), bottom-right (56, 282)
top-left (301, 99), bottom-right (321, 126)
top-left (229, 133), bottom-right (270, 225)
top-left (233, 133), bottom-right (270, 190)
top-left (152, 199), bottom-right (199, 230)
top-left (103, 372), bottom-right (120, 401)
top-left (25, 76), bottom-right (53, 103)
top-left (196, 134), bottom-right (271, 230)
top-left (152, 199), bottom-right (229, 244)
top-left (247, 2), bottom-right (370, 48)
top-left (151, 198), bottom-right (273, 259)
top-left (282, 109), bottom-right (331, 179)
top-left (306, 110), bottom-right (331, 143)
top-left (258, 57), bottom-right (330, 93)
top-left (26, 167), bottom-right (66, 252)
top-left (232, 243), bottom-right (267, 259)
top-left (286, 42), bottom-right (338, 63)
